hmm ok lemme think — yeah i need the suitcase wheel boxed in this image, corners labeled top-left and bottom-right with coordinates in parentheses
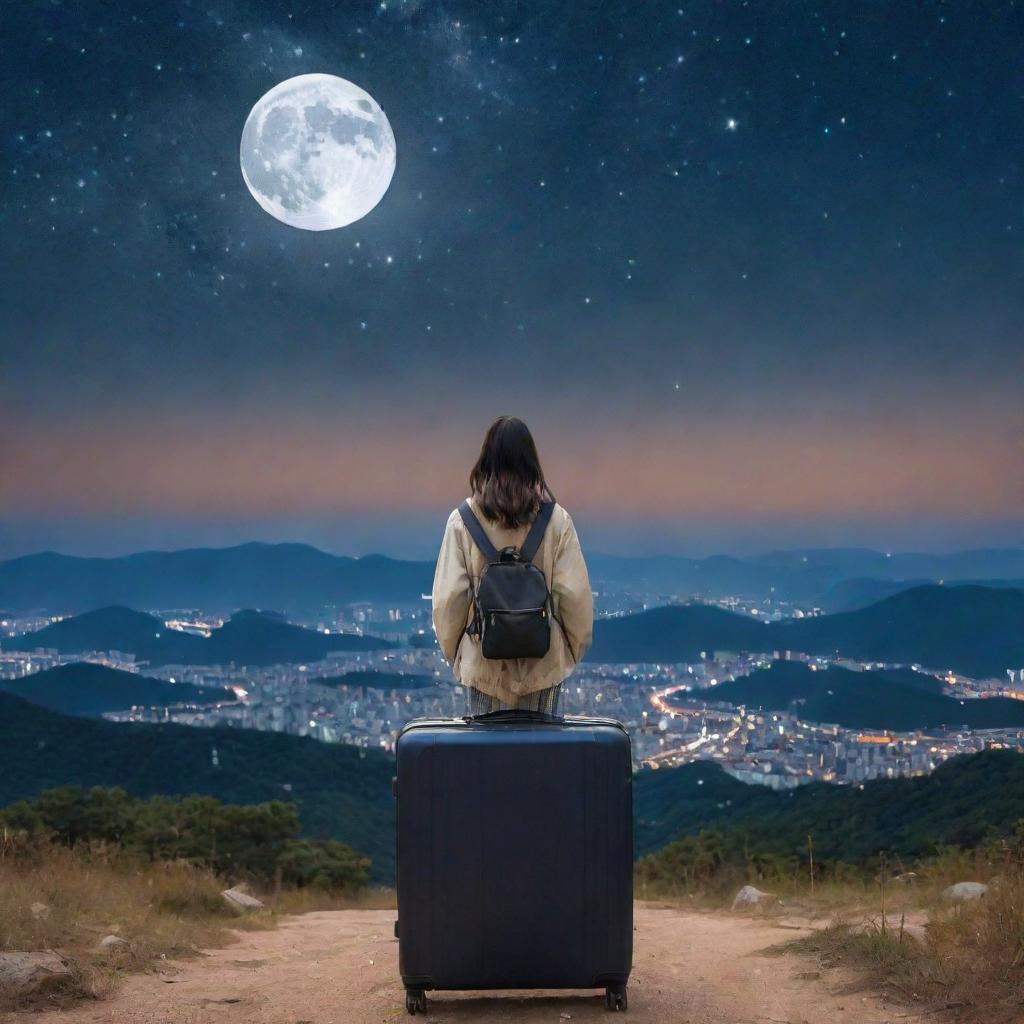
top-left (405, 988), bottom-right (427, 1015)
top-left (605, 985), bottom-right (628, 1012)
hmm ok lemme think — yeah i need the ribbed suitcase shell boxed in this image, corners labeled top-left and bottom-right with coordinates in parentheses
top-left (395, 714), bottom-right (633, 994)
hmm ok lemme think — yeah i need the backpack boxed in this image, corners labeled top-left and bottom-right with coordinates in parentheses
top-left (458, 499), bottom-right (555, 660)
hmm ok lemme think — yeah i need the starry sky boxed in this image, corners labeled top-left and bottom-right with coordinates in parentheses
top-left (2, 0), bottom-right (1022, 559)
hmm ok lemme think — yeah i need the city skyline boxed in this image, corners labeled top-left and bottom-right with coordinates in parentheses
top-left (3, 1), bottom-right (1022, 558)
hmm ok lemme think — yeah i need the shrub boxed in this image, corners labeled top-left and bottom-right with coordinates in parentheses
top-left (0, 787), bottom-right (369, 892)
top-left (277, 839), bottom-right (372, 892)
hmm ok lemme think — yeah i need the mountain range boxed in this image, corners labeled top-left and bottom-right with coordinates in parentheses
top-left (589, 547), bottom-right (1024, 604)
top-left (0, 662), bottom-right (234, 717)
top-left (0, 543), bottom-right (433, 616)
top-left (688, 660), bottom-right (1024, 731)
top-left (7, 606), bottom-right (392, 667)
top-left (588, 584), bottom-right (1024, 678)
top-left (4, 542), bottom-right (1024, 615)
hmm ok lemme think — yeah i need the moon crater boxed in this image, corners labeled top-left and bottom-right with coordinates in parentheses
top-left (240, 74), bottom-right (396, 231)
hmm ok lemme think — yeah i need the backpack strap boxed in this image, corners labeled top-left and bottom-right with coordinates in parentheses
top-left (519, 501), bottom-right (555, 563)
top-left (458, 501), bottom-right (500, 562)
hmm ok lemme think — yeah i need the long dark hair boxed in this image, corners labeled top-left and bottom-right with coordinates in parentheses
top-left (469, 417), bottom-right (554, 529)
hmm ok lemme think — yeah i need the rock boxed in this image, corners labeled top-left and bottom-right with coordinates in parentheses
top-left (902, 923), bottom-right (928, 945)
top-left (0, 952), bottom-right (73, 995)
top-left (97, 935), bottom-right (129, 952)
top-left (891, 871), bottom-right (918, 885)
top-left (943, 881), bottom-right (988, 902)
top-left (731, 885), bottom-right (777, 910)
top-left (221, 887), bottom-right (265, 913)
top-left (28, 901), bottom-right (51, 920)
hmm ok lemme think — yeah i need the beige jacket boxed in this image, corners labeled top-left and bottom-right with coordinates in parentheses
top-left (431, 497), bottom-right (594, 702)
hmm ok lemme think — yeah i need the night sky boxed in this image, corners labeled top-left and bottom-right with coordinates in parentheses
top-left (2, 0), bottom-right (1022, 559)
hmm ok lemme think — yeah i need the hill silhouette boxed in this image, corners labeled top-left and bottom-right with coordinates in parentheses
top-left (588, 585), bottom-right (1024, 677)
top-left (773, 584), bottom-right (1024, 677)
top-left (819, 577), bottom-right (933, 612)
top-left (636, 748), bottom-right (1024, 868)
top-left (310, 669), bottom-right (439, 690)
top-left (8, 606), bottom-right (393, 666)
top-left (0, 694), bottom-right (396, 878)
top-left (689, 660), bottom-right (1024, 731)
top-left (822, 576), bottom-right (1024, 612)
top-left (0, 662), bottom-right (234, 717)
top-left (588, 603), bottom-right (770, 664)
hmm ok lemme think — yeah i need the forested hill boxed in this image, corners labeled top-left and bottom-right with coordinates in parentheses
top-left (0, 661), bottom-right (234, 717)
top-left (635, 748), bottom-right (1024, 866)
top-left (588, 603), bottom-right (770, 664)
top-left (772, 585), bottom-right (1024, 677)
top-left (589, 585), bottom-right (1024, 678)
top-left (820, 575), bottom-right (1024, 612)
top-left (0, 694), bottom-right (396, 879)
top-left (694, 660), bottom-right (1024, 731)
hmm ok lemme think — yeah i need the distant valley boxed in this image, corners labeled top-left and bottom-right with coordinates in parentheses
top-left (3, 545), bottom-right (1024, 800)
top-left (3, 689), bottom-right (1023, 885)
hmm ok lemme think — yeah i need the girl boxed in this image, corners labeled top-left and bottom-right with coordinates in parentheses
top-left (432, 416), bottom-right (593, 715)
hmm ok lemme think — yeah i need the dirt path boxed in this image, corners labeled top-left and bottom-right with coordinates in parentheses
top-left (23, 905), bottom-right (924, 1024)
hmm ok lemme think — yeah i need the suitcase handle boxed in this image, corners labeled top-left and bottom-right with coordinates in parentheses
top-left (465, 709), bottom-right (564, 725)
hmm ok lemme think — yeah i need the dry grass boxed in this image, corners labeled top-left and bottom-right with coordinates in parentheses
top-left (640, 847), bottom-right (1024, 1019)
top-left (637, 869), bottom-right (923, 921)
top-left (0, 835), bottom-right (396, 1013)
top-left (782, 871), bottom-right (1024, 1023)
top-left (271, 885), bottom-right (396, 915)
top-left (0, 843), bottom-right (265, 1012)
top-left (636, 845), bottom-right (1008, 917)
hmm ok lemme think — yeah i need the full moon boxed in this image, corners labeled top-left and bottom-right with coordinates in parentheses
top-left (239, 74), bottom-right (396, 231)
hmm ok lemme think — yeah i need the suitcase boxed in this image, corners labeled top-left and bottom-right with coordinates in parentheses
top-left (395, 709), bottom-right (633, 1014)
